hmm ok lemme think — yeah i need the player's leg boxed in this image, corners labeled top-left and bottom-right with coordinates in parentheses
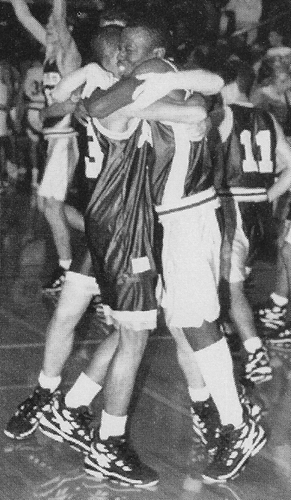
top-left (84, 325), bottom-right (159, 488)
top-left (222, 205), bottom-right (272, 383)
top-left (255, 219), bottom-right (289, 331)
top-left (162, 204), bottom-right (266, 482)
top-left (4, 270), bottom-right (97, 440)
top-left (39, 135), bottom-right (79, 292)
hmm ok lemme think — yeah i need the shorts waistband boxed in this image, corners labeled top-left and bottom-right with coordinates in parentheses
top-left (218, 187), bottom-right (268, 202)
top-left (156, 187), bottom-right (219, 217)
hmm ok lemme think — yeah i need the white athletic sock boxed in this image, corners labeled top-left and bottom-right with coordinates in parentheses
top-left (59, 259), bottom-right (72, 271)
top-left (270, 293), bottom-right (288, 307)
top-left (38, 371), bottom-right (61, 392)
top-left (99, 410), bottom-right (127, 440)
top-left (243, 336), bottom-right (262, 353)
top-left (188, 386), bottom-right (210, 403)
top-left (194, 338), bottom-right (243, 428)
top-left (65, 372), bottom-right (102, 408)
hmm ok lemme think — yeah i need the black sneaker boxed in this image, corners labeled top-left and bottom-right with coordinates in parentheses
top-left (255, 298), bottom-right (287, 331)
top-left (39, 391), bottom-right (93, 454)
top-left (85, 432), bottom-right (159, 488)
top-left (265, 321), bottom-right (291, 349)
top-left (238, 385), bottom-right (262, 422)
top-left (4, 386), bottom-right (53, 440)
top-left (244, 346), bottom-right (272, 384)
top-left (191, 398), bottom-right (220, 454)
top-left (42, 266), bottom-right (67, 294)
top-left (202, 415), bottom-right (267, 483)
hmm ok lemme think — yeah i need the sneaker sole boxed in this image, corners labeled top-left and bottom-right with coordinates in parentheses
top-left (202, 424), bottom-right (267, 483)
top-left (246, 373), bottom-right (273, 384)
top-left (4, 421), bottom-right (39, 440)
top-left (39, 416), bottom-right (91, 454)
top-left (84, 455), bottom-right (159, 489)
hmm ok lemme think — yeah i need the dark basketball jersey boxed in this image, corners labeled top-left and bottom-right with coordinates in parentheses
top-left (42, 59), bottom-right (73, 135)
top-left (217, 104), bottom-right (277, 197)
top-left (85, 119), bottom-right (157, 313)
top-left (69, 118), bottom-right (106, 279)
top-left (218, 104), bottom-right (278, 266)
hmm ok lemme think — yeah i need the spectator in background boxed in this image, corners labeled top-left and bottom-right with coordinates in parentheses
top-left (223, 0), bottom-right (262, 45)
top-left (251, 50), bottom-right (291, 139)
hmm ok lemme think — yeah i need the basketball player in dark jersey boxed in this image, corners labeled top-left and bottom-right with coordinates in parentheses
top-left (4, 25), bottom-right (123, 444)
top-left (216, 61), bottom-right (291, 383)
top-left (39, 21), bottom-right (268, 484)
top-left (10, 0), bottom-right (81, 294)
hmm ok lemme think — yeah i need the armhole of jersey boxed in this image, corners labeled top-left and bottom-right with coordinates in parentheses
top-left (162, 59), bottom-right (178, 72)
top-left (219, 106), bottom-right (233, 143)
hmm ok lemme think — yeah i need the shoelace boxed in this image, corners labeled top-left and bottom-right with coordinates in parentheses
top-left (109, 437), bottom-right (143, 469)
top-left (73, 407), bottom-right (93, 429)
top-left (212, 424), bottom-right (241, 464)
top-left (18, 389), bottom-right (51, 416)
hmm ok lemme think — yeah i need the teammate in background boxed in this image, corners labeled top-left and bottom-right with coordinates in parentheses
top-left (216, 60), bottom-right (291, 382)
top-left (10, 0), bottom-right (81, 293)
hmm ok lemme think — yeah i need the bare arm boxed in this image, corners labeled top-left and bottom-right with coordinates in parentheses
top-left (40, 99), bottom-right (76, 121)
top-left (116, 94), bottom-right (207, 124)
top-left (268, 119), bottom-right (291, 201)
top-left (10, 0), bottom-right (46, 46)
top-left (52, 0), bottom-right (81, 76)
top-left (132, 69), bottom-right (224, 108)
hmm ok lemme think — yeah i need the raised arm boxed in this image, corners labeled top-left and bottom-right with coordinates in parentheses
top-left (10, 0), bottom-right (46, 46)
top-left (51, 0), bottom-right (81, 75)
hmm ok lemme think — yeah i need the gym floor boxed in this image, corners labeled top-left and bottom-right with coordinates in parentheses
top-left (0, 186), bottom-right (291, 500)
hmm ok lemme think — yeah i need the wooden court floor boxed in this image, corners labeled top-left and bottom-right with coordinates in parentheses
top-left (0, 186), bottom-right (291, 500)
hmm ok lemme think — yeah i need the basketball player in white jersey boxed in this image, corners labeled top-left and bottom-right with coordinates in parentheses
top-left (10, 0), bottom-right (81, 293)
